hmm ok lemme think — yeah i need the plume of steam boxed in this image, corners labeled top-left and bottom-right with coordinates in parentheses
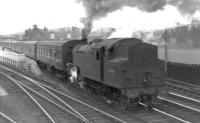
top-left (80, 18), bottom-right (92, 39)
top-left (88, 27), bottom-right (116, 39)
top-left (77, 0), bottom-right (167, 38)
top-left (77, 0), bottom-right (200, 38)
top-left (78, 0), bottom-right (167, 19)
top-left (105, 28), bottom-right (116, 38)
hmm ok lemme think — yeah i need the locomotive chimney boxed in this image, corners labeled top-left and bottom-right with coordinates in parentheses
top-left (81, 28), bottom-right (88, 44)
top-left (81, 37), bottom-right (88, 44)
top-left (80, 18), bottom-right (92, 44)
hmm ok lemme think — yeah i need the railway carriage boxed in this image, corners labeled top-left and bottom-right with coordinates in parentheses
top-left (22, 41), bottom-right (38, 59)
top-left (11, 41), bottom-right (23, 54)
top-left (0, 40), bottom-right (13, 50)
top-left (36, 40), bottom-right (82, 73)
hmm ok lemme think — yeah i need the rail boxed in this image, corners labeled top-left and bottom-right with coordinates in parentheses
top-left (138, 102), bottom-right (190, 123)
top-left (0, 65), bottom-right (129, 123)
top-left (0, 71), bottom-right (56, 123)
top-left (165, 78), bottom-right (200, 94)
top-left (0, 112), bottom-right (16, 123)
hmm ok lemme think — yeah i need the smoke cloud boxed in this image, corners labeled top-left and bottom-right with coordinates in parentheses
top-left (77, 0), bottom-right (200, 38)
top-left (80, 18), bottom-right (92, 39)
top-left (169, 0), bottom-right (200, 15)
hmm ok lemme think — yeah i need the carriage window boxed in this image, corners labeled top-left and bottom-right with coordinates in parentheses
top-left (50, 49), bottom-right (52, 57)
top-left (109, 47), bottom-right (114, 56)
top-left (58, 50), bottom-right (62, 58)
top-left (43, 48), bottom-right (45, 56)
top-left (44, 49), bottom-right (46, 56)
top-left (47, 49), bottom-right (48, 56)
top-left (29, 47), bottom-right (31, 52)
top-left (96, 51), bottom-right (100, 60)
top-left (56, 50), bottom-right (59, 58)
top-left (45, 49), bottom-right (47, 56)
top-left (53, 50), bottom-right (56, 58)
top-left (41, 48), bottom-right (42, 55)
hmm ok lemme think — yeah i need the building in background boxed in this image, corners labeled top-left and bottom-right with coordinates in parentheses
top-left (22, 25), bottom-right (82, 41)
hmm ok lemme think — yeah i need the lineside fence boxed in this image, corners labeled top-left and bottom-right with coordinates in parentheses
top-left (167, 62), bottom-right (200, 85)
top-left (0, 49), bottom-right (42, 76)
top-left (0, 50), bottom-right (25, 69)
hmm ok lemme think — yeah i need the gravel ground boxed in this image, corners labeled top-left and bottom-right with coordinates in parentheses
top-left (0, 75), bottom-right (51, 123)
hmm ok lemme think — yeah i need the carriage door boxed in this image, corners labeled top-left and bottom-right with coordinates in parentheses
top-left (95, 47), bottom-right (105, 81)
top-left (95, 46), bottom-right (105, 81)
top-left (100, 47), bottom-right (105, 81)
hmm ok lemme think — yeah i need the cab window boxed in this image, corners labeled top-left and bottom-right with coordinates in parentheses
top-left (96, 51), bottom-right (100, 60)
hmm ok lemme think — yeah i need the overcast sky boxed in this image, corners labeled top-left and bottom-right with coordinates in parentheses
top-left (0, 0), bottom-right (199, 35)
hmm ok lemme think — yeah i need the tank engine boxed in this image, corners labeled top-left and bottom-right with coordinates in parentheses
top-left (71, 38), bottom-right (165, 107)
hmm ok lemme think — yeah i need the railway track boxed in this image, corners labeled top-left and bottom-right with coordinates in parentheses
top-left (0, 72), bottom-right (57, 123)
top-left (166, 79), bottom-right (200, 101)
top-left (0, 71), bottom-right (88, 123)
top-left (161, 92), bottom-right (200, 112)
top-left (138, 102), bottom-right (190, 123)
top-left (42, 72), bottom-right (191, 123)
top-left (165, 78), bottom-right (200, 112)
top-left (165, 78), bottom-right (200, 95)
top-left (152, 78), bottom-right (200, 123)
top-left (60, 82), bottom-right (183, 123)
top-left (0, 112), bottom-right (16, 123)
top-left (23, 85), bottom-right (84, 123)
top-left (0, 64), bottom-right (192, 123)
top-left (0, 66), bottom-right (130, 123)
top-left (155, 96), bottom-right (200, 123)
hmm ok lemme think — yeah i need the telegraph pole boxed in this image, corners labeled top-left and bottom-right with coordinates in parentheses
top-left (164, 29), bottom-right (168, 77)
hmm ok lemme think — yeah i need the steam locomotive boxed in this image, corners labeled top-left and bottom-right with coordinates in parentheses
top-left (0, 38), bottom-right (166, 108)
